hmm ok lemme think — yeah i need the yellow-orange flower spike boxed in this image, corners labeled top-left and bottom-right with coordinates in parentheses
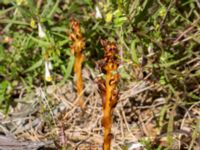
top-left (96, 40), bottom-right (120, 150)
top-left (69, 18), bottom-right (85, 109)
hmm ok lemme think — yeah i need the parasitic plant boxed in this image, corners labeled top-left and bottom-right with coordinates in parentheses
top-left (69, 18), bottom-right (85, 109)
top-left (97, 40), bottom-right (120, 150)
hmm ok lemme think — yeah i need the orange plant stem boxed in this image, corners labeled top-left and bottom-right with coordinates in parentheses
top-left (74, 53), bottom-right (84, 108)
top-left (69, 18), bottom-right (85, 109)
top-left (103, 71), bottom-right (112, 150)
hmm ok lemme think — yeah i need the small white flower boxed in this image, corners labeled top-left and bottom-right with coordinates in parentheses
top-left (48, 61), bottom-right (53, 70)
top-left (95, 6), bottom-right (102, 19)
top-left (45, 61), bottom-right (52, 82)
top-left (38, 23), bottom-right (46, 38)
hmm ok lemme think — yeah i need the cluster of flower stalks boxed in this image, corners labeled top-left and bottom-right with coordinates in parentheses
top-left (69, 19), bottom-right (119, 150)
top-left (69, 18), bottom-right (85, 109)
top-left (97, 40), bottom-right (120, 150)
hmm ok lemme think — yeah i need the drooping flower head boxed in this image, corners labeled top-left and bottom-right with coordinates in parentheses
top-left (95, 5), bottom-right (102, 19)
top-left (45, 61), bottom-right (52, 82)
top-left (38, 23), bottom-right (46, 38)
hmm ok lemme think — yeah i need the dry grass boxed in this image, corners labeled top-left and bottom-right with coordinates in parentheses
top-left (1, 64), bottom-right (199, 150)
